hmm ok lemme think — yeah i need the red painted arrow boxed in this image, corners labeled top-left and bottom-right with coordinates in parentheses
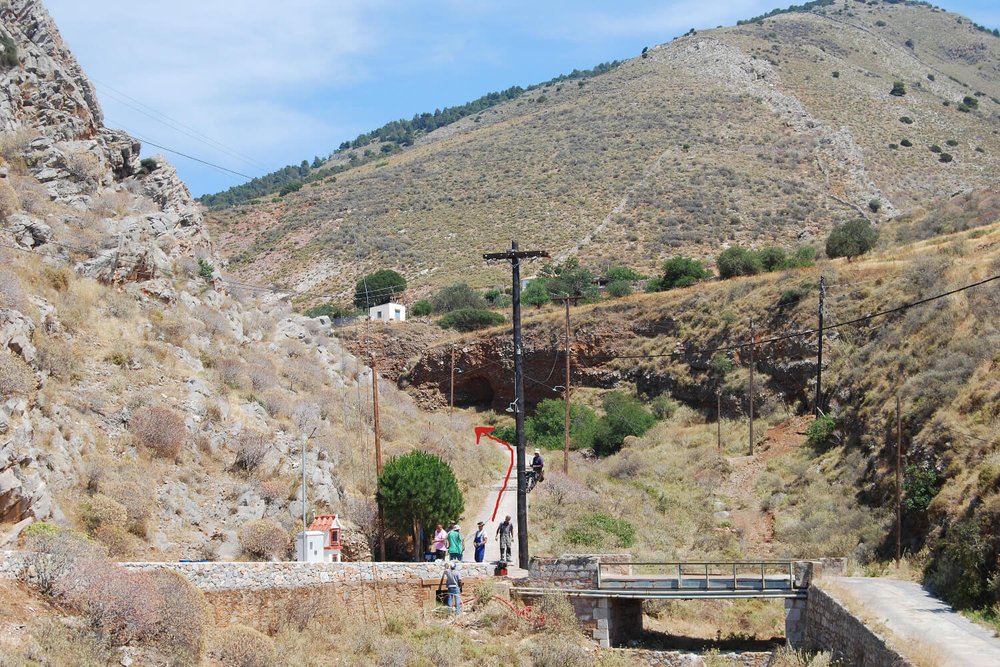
top-left (475, 426), bottom-right (514, 522)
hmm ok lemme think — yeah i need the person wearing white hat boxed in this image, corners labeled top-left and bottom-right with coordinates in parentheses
top-left (531, 448), bottom-right (545, 483)
top-left (473, 521), bottom-right (488, 562)
top-left (447, 523), bottom-right (464, 562)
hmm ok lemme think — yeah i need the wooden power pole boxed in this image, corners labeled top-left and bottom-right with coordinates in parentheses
top-left (815, 275), bottom-right (826, 416)
top-left (896, 395), bottom-right (902, 568)
top-left (552, 295), bottom-right (576, 475)
top-left (371, 352), bottom-right (386, 562)
top-left (748, 318), bottom-right (755, 456)
top-left (484, 241), bottom-right (549, 569)
top-left (449, 345), bottom-right (456, 414)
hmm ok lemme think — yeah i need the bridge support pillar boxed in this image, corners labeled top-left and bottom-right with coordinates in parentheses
top-left (584, 597), bottom-right (643, 647)
top-left (785, 597), bottom-right (808, 647)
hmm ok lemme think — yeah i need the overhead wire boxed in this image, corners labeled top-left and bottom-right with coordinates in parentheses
top-left (94, 79), bottom-right (268, 172)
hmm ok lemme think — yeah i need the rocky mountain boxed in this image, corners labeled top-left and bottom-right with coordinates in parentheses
top-left (0, 0), bottom-right (495, 560)
top-left (207, 0), bottom-right (999, 303)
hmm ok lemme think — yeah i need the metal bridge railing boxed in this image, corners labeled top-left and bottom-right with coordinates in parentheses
top-left (596, 560), bottom-right (799, 591)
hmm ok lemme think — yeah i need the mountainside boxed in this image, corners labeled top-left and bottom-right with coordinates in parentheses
top-left (208, 0), bottom-right (1000, 302)
top-left (0, 0), bottom-right (495, 562)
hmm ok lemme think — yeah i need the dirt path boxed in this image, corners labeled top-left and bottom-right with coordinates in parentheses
top-left (830, 577), bottom-right (1000, 666)
top-left (718, 416), bottom-right (814, 557)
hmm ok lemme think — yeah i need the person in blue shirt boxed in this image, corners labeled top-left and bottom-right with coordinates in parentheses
top-left (531, 449), bottom-right (545, 482)
top-left (473, 521), bottom-right (487, 562)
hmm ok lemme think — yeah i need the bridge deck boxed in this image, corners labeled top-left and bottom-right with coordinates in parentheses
top-left (513, 585), bottom-right (807, 600)
top-left (601, 574), bottom-right (795, 591)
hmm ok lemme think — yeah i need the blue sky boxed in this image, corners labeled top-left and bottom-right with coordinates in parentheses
top-left (44, 1), bottom-right (999, 197)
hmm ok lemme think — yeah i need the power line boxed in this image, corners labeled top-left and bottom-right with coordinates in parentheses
top-left (110, 122), bottom-right (256, 181)
top-left (95, 80), bottom-right (268, 171)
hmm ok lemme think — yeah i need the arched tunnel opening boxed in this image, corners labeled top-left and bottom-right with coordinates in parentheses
top-left (453, 375), bottom-right (496, 411)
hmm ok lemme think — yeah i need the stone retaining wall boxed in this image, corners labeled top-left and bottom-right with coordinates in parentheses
top-left (801, 584), bottom-right (912, 667)
top-left (610, 650), bottom-right (774, 666)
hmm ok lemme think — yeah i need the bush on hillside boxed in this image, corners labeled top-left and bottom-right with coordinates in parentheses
top-left (211, 624), bottom-right (275, 667)
top-left (130, 406), bottom-right (186, 459)
top-left (825, 218), bottom-right (878, 260)
top-left (79, 494), bottom-right (128, 533)
top-left (353, 269), bottom-right (407, 309)
top-left (409, 299), bottom-right (432, 317)
top-left (890, 81), bottom-right (907, 96)
top-left (758, 247), bottom-right (788, 272)
top-left (658, 256), bottom-right (711, 290)
top-left (606, 280), bottom-right (632, 298)
top-left (592, 392), bottom-right (656, 457)
top-left (806, 415), bottom-right (836, 449)
top-left (539, 259), bottom-right (598, 301)
top-left (233, 430), bottom-right (270, 474)
top-left (0, 178), bottom-right (19, 222)
top-left (23, 523), bottom-right (105, 595)
top-left (604, 266), bottom-right (642, 282)
top-left (437, 308), bottom-right (505, 331)
top-left (303, 302), bottom-right (355, 319)
top-left (430, 282), bottom-right (486, 313)
top-left (717, 246), bottom-right (764, 279)
top-left (523, 399), bottom-right (598, 451)
top-left (925, 518), bottom-right (993, 609)
top-left (238, 519), bottom-right (289, 560)
top-left (522, 280), bottom-right (551, 308)
top-left (0, 351), bottom-right (33, 400)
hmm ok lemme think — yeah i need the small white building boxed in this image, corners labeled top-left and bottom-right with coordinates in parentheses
top-left (369, 302), bottom-right (406, 322)
top-left (295, 530), bottom-right (327, 563)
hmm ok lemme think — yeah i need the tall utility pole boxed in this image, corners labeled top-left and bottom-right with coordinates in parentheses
top-left (371, 353), bottom-right (386, 562)
top-left (552, 295), bottom-right (576, 475)
top-left (748, 318), bottom-right (755, 456)
top-left (717, 389), bottom-right (722, 451)
top-left (449, 345), bottom-right (456, 414)
top-left (896, 396), bottom-right (902, 568)
top-left (815, 276), bottom-right (826, 416)
top-left (484, 241), bottom-right (549, 569)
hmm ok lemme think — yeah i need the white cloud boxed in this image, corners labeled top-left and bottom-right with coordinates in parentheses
top-left (44, 0), bottom-right (386, 189)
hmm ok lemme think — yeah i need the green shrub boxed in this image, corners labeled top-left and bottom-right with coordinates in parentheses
top-left (825, 218), bottom-right (878, 260)
top-left (939, 152), bottom-right (953, 163)
top-left (604, 266), bottom-right (642, 282)
top-left (650, 395), bottom-right (680, 420)
top-left (899, 116), bottom-right (914, 124)
top-left (437, 308), bottom-right (505, 331)
top-left (832, 70), bottom-right (839, 78)
top-left (806, 414), bottom-right (836, 448)
top-left (0, 352), bottom-right (34, 400)
top-left (929, 144), bottom-right (942, 153)
top-left (303, 302), bottom-right (355, 319)
top-left (565, 512), bottom-right (636, 548)
top-left (868, 199), bottom-right (881, 213)
top-left (523, 399), bottom-right (598, 451)
top-left (278, 180), bottom-right (303, 196)
top-left (660, 255), bottom-right (712, 289)
top-left (430, 282), bottom-right (486, 313)
top-left (197, 258), bottom-right (214, 279)
top-left (592, 392), bottom-right (656, 456)
top-left (139, 157), bottom-right (158, 173)
top-left (945, 139), bottom-right (958, 147)
top-left (522, 280), bottom-right (551, 308)
top-left (353, 269), bottom-right (407, 309)
top-left (0, 30), bottom-right (19, 69)
top-left (779, 287), bottom-right (807, 306)
top-left (890, 81), bottom-right (906, 96)
top-left (409, 299), bottom-right (432, 317)
top-left (900, 138), bottom-right (913, 147)
top-left (717, 246), bottom-right (763, 278)
top-left (903, 464), bottom-right (939, 513)
top-left (79, 494), bottom-right (128, 533)
top-left (758, 247), bottom-right (787, 272)
top-left (606, 279), bottom-right (632, 298)
top-left (926, 519), bottom-right (991, 608)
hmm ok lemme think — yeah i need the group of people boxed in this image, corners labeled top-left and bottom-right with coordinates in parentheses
top-left (435, 450), bottom-right (546, 616)
top-left (435, 515), bottom-right (516, 615)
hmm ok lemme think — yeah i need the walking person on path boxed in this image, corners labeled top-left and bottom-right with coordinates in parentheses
top-left (473, 521), bottom-right (487, 562)
top-left (496, 515), bottom-right (513, 563)
top-left (432, 523), bottom-right (448, 561)
top-left (447, 523), bottom-right (464, 561)
top-left (442, 561), bottom-right (463, 615)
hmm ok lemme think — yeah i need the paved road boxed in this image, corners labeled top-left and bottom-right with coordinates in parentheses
top-left (832, 577), bottom-right (1000, 667)
top-left (470, 479), bottom-right (526, 574)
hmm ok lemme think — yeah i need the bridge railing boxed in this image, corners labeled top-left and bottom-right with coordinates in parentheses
top-left (596, 560), bottom-right (800, 591)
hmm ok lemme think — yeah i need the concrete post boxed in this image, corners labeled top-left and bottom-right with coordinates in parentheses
top-left (785, 597), bottom-right (808, 647)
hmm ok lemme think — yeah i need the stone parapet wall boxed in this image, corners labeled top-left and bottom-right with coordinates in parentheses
top-left (801, 584), bottom-right (912, 667)
top-left (526, 553), bottom-right (632, 587)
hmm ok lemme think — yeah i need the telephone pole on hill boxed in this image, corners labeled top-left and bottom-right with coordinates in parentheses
top-left (815, 276), bottom-right (826, 416)
top-left (552, 295), bottom-right (578, 475)
top-left (748, 318), bottom-right (756, 456)
top-left (371, 352), bottom-right (386, 562)
top-left (484, 240), bottom-right (549, 569)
